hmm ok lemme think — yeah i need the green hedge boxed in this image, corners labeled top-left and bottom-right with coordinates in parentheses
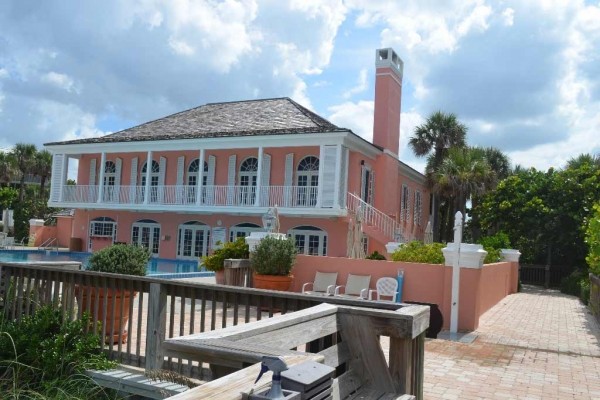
top-left (391, 241), bottom-right (445, 264)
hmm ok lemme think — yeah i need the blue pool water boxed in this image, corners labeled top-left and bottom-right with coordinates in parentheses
top-left (0, 249), bottom-right (212, 278)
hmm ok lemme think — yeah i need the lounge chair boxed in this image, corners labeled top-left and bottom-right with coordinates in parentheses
top-left (302, 271), bottom-right (338, 296)
top-left (369, 277), bottom-right (399, 301)
top-left (334, 274), bottom-right (371, 299)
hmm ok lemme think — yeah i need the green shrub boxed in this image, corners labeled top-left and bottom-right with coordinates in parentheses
top-left (560, 269), bottom-right (590, 304)
top-left (88, 243), bottom-right (150, 276)
top-left (202, 237), bottom-right (249, 272)
top-left (0, 306), bottom-right (116, 397)
top-left (585, 203), bottom-right (600, 276)
top-left (478, 232), bottom-right (511, 264)
top-left (391, 241), bottom-right (445, 264)
top-left (365, 251), bottom-right (386, 260)
top-left (251, 236), bottom-right (297, 276)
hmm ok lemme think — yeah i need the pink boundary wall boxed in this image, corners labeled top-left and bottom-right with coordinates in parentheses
top-left (290, 255), bottom-right (518, 332)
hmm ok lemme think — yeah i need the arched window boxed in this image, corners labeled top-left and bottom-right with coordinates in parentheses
top-left (177, 221), bottom-right (210, 259)
top-left (131, 219), bottom-right (161, 255)
top-left (103, 161), bottom-right (118, 202)
top-left (187, 159), bottom-right (209, 203)
top-left (229, 222), bottom-right (263, 242)
top-left (296, 156), bottom-right (319, 206)
top-left (239, 157), bottom-right (258, 205)
top-left (287, 225), bottom-right (327, 256)
top-left (141, 160), bottom-right (160, 202)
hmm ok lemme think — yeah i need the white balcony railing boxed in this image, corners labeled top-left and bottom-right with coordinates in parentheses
top-left (60, 184), bottom-right (322, 209)
top-left (347, 192), bottom-right (405, 242)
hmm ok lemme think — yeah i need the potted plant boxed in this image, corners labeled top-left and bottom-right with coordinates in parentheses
top-left (202, 238), bottom-right (249, 284)
top-left (251, 236), bottom-right (296, 291)
top-left (77, 243), bottom-right (150, 344)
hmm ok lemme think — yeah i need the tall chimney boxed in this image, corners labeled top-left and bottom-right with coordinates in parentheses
top-left (372, 48), bottom-right (403, 155)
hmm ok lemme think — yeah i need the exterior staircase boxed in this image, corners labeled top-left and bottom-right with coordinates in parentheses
top-left (346, 193), bottom-right (406, 245)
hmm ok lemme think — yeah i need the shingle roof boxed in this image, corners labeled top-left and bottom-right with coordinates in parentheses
top-left (45, 97), bottom-right (345, 146)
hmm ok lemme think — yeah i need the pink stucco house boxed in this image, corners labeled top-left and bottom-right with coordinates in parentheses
top-left (45, 48), bottom-right (430, 260)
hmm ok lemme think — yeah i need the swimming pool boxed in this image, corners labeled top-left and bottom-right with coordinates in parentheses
top-left (0, 249), bottom-right (213, 278)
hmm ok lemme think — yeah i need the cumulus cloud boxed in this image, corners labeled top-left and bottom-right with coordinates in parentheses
top-left (342, 68), bottom-right (368, 99)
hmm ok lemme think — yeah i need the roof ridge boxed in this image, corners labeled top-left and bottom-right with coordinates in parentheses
top-left (205, 97), bottom-right (290, 106)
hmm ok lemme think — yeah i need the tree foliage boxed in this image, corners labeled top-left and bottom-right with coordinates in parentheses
top-left (474, 156), bottom-right (600, 266)
top-left (585, 203), bottom-right (600, 276)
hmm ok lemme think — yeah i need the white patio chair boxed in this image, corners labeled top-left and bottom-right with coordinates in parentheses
top-left (369, 277), bottom-right (399, 302)
top-left (334, 274), bottom-right (371, 299)
top-left (302, 271), bottom-right (338, 296)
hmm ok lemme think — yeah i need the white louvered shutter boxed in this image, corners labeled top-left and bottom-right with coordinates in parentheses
top-left (114, 158), bottom-right (122, 203)
top-left (158, 157), bottom-right (166, 202)
top-left (206, 155), bottom-right (216, 205)
top-left (260, 153), bottom-right (271, 206)
top-left (50, 154), bottom-right (64, 202)
top-left (360, 165), bottom-right (367, 202)
top-left (89, 158), bottom-right (97, 186)
top-left (338, 147), bottom-right (348, 208)
top-left (320, 146), bottom-right (337, 208)
top-left (176, 156), bottom-right (185, 203)
top-left (227, 155), bottom-right (236, 205)
top-left (284, 153), bottom-right (294, 207)
top-left (130, 157), bottom-right (138, 203)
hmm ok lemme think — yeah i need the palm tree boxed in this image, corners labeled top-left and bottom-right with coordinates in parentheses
top-left (566, 153), bottom-right (600, 170)
top-left (11, 143), bottom-right (37, 202)
top-left (0, 151), bottom-right (16, 184)
top-left (34, 149), bottom-right (53, 199)
top-left (409, 111), bottom-right (467, 241)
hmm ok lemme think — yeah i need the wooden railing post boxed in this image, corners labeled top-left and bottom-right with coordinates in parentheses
top-left (544, 264), bottom-right (550, 288)
top-left (146, 282), bottom-right (167, 372)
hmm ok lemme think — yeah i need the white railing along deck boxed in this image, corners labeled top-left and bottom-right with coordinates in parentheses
top-left (60, 185), bottom-right (321, 209)
top-left (347, 192), bottom-right (405, 242)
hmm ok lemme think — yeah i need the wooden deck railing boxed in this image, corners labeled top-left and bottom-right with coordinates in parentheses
top-left (0, 262), bottom-right (428, 397)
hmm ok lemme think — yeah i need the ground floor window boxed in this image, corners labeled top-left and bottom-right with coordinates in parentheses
top-left (89, 217), bottom-right (116, 238)
top-left (229, 223), bottom-right (263, 242)
top-left (177, 221), bottom-right (210, 259)
top-left (131, 219), bottom-right (160, 256)
top-left (288, 226), bottom-right (327, 256)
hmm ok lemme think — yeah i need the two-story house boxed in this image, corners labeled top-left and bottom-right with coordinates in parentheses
top-left (45, 48), bottom-right (430, 260)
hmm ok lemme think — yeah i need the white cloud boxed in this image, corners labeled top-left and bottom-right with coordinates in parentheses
top-left (328, 100), bottom-right (374, 140)
top-left (343, 68), bottom-right (368, 99)
top-left (0, 69), bottom-right (8, 79)
top-left (501, 8), bottom-right (515, 26)
top-left (168, 38), bottom-right (195, 55)
top-left (41, 72), bottom-right (77, 93)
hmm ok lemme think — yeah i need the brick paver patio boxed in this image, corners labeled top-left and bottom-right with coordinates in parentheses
top-left (423, 286), bottom-right (600, 399)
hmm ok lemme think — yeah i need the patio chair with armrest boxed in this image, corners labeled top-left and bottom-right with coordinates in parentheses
top-left (302, 271), bottom-right (338, 296)
top-left (334, 274), bottom-right (371, 299)
top-left (369, 277), bottom-right (399, 302)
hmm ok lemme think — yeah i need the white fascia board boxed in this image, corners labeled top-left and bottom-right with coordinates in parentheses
top-left (44, 131), bottom-right (352, 155)
top-left (398, 160), bottom-right (426, 184)
top-left (342, 133), bottom-right (382, 158)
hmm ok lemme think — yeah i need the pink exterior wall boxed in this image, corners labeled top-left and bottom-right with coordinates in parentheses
top-left (373, 67), bottom-right (402, 154)
top-left (31, 225), bottom-right (57, 247)
top-left (291, 255), bottom-right (516, 332)
top-left (56, 217), bottom-right (74, 248)
top-left (72, 209), bottom-right (349, 258)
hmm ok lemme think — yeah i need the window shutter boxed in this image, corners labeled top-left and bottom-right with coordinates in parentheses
top-left (176, 156), bottom-right (185, 203)
top-left (338, 147), bottom-right (348, 208)
top-left (89, 158), bottom-right (97, 186)
top-left (360, 165), bottom-right (367, 201)
top-left (130, 157), bottom-right (138, 203)
top-left (50, 154), bottom-right (64, 202)
top-left (206, 155), bottom-right (216, 205)
top-left (320, 145), bottom-right (337, 208)
top-left (261, 153), bottom-right (271, 206)
top-left (284, 153), bottom-right (294, 207)
top-left (227, 155), bottom-right (236, 205)
top-left (158, 157), bottom-right (166, 202)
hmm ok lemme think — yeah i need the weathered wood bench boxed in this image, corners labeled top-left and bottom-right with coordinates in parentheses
top-left (162, 303), bottom-right (428, 399)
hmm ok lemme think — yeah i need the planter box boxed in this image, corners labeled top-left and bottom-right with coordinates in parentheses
top-left (224, 259), bottom-right (252, 287)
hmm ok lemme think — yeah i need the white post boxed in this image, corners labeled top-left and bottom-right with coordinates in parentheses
top-left (144, 151), bottom-right (152, 205)
top-left (450, 211), bottom-right (463, 333)
top-left (196, 149), bottom-right (205, 205)
top-left (333, 144), bottom-right (342, 209)
top-left (254, 146), bottom-right (263, 207)
top-left (97, 152), bottom-right (106, 203)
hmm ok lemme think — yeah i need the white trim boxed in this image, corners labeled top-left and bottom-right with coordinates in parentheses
top-left (60, 155), bottom-right (68, 202)
top-left (196, 149), bottom-right (205, 205)
top-left (333, 144), bottom-right (342, 209)
top-left (316, 146), bottom-right (325, 207)
top-left (97, 152), bottom-right (106, 203)
top-left (255, 147), bottom-right (263, 207)
top-left (144, 151), bottom-right (152, 205)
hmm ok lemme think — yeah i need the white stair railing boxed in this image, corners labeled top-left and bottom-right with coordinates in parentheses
top-left (347, 193), bottom-right (405, 243)
top-left (38, 237), bottom-right (58, 251)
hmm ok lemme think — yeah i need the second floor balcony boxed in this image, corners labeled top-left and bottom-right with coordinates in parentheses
top-left (55, 184), bottom-right (343, 215)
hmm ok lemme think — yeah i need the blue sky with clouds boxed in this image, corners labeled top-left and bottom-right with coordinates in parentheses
top-left (1, 0), bottom-right (599, 173)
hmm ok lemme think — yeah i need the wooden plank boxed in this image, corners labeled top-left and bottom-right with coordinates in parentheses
top-left (389, 337), bottom-right (412, 395)
top-left (146, 282), bottom-right (168, 371)
top-left (87, 369), bottom-right (189, 399)
top-left (332, 371), bottom-right (364, 400)
top-left (337, 306), bottom-right (429, 339)
top-left (318, 342), bottom-right (350, 369)
top-left (237, 314), bottom-right (338, 350)
top-left (338, 313), bottom-right (396, 393)
top-left (167, 303), bottom-right (338, 343)
top-left (166, 354), bottom-right (321, 400)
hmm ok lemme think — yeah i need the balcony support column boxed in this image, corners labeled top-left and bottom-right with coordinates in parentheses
top-left (59, 154), bottom-right (69, 202)
top-left (196, 149), bottom-right (205, 205)
top-left (316, 145), bottom-right (324, 208)
top-left (254, 146), bottom-right (263, 207)
top-left (144, 151), bottom-right (152, 205)
top-left (333, 144), bottom-right (342, 209)
top-left (97, 152), bottom-right (106, 203)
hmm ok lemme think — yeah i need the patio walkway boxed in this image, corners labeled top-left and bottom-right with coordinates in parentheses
top-left (423, 285), bottom-right (600, 399)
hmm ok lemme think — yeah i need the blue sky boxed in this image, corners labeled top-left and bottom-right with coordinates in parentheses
top-left (1, 0), bottom-right (599, 173)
